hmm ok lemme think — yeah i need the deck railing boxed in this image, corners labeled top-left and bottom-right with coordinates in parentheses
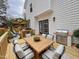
top-left (0, 30), bottom-right (9, 59)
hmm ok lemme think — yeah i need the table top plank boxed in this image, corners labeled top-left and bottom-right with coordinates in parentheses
top-left (25, 37), bottom-right (53, 54)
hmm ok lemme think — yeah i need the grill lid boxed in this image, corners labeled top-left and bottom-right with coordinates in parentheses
top-left (56, 29), bottom-right (69, 36)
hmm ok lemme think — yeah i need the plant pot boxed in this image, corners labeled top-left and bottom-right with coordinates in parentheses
top-left (33, 36), bottom-right (40, 42)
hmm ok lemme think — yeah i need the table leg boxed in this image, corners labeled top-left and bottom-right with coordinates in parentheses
top-left (34, 51), bottom-right (41, 59)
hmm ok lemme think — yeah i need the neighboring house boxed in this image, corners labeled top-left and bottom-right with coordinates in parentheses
top-left (24, 0), bottom-right (79, 46)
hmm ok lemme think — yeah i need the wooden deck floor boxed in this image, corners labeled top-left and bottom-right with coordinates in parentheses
top-left (5, 39), bottom-right (79, 59)
top-left (5, 43), bottom-right (16, 59)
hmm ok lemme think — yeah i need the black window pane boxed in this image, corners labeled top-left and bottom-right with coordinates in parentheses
top-left (30, 3), bottom-right (33, 13)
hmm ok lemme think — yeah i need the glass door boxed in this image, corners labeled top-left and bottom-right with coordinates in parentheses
top-left (39, 19), bottom-right (49, 34)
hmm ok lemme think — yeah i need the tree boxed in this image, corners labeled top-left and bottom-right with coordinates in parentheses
top-left (0, 0), bottom-right (8, 26)
top-left (0, 0), bottom-right (8, 16)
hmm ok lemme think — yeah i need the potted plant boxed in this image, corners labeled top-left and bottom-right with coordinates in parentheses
top-left (0, 32), bottom-right (4, 36)
top-left (33, 36), bottom-right (40, 42)
top-left (6, 19), bottom-right (14, 33)
top-left (73, 29), bottom-right (79, 49)
top-left (6, 19), bottom-right (15, 41)
top-left (31, 29), bottom-right (35, 36)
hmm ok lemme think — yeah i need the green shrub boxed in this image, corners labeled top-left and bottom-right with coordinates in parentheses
top-left (0, 32), bottom-right (4, 36)
top-left (76, 44), bottom-right (79, 49)
top-left (31, 30), bottom-right (35, 35)
top-left (73, 29), bottom-right (79, 38)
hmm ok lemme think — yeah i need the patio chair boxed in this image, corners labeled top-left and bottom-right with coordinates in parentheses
top-left (47, 34), bottom-right (53, 40)
top-left (10, 33), bottom-right (20, 43)
top-left (42, 45), bottom-right (65, 59)
top-left (42, 34), bottom-right (46, 38)
top-left (47, 34), bottom-right (54, 50)
top-left (13, 40), bottom-right (29, 51)
top-left (15, 34), bottom-right (20, 39)
top-left (10, 30), bottom-right (19, 37)
top-left (25, 34), bottom-right (31, 38)
top-left (20, 43), bottom-right (29, 51)
top-left (13, 44), bottom-right (34, 59)
top-left (13, 39), bottom-right (18, 45)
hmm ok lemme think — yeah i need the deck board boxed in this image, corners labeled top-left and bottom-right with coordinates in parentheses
top-left (5, 39), bottom-right (79, 59)
top-left (5, 43), bottom-right (16, 59)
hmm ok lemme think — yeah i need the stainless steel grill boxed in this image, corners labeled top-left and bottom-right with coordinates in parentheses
top-left (56, 29), bottom-right (68, 45)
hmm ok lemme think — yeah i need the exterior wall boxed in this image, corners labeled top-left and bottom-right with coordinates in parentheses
top-left (35, 11), bottom-right (53, 34)
top-left (54, 0), bottom-right (79, 32)
top-left (25, 0), bottom-right (79, 34)
top-left (49, 15), bottom-right (56, 34)
top-left (25, 0), bottom-right (52, 18)
top-left (24, 0), bottom-right (79, 46)
top-left (25, 0), bottom-right (35, 29)
top-left (53, 0), bottom-right (79, 45)
top-left (25, 0), bottom-right (53, 34)
top-left (34, 0), bottom-right (51, 16)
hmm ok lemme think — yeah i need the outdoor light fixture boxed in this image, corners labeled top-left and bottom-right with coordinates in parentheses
top-left (53, 17), bottom-right (55, 22)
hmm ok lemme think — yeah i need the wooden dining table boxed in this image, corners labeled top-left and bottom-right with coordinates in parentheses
top-left (24, 36), bottom-right (53, 59)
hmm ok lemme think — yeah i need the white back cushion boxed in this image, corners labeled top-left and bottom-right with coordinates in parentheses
top-left (26, 34), bottom-right (31, 37)
top-left (42, 34), bottom-right (46, 37)
top-left (15, 44), bottom-right (24, 58)
top-left (55, 45), bottom-right (64, 55)
top-left (23, 53), bottom-right (34, 59)
top-left (13, 40), bottom-right (18, 44)
top-left (47, 35), bottom-right (53, 40)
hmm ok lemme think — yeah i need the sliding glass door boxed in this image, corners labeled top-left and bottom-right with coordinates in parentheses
top-left (39, 19), bottom-right (49, 34)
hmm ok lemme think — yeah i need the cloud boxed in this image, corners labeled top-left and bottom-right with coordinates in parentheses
top-left (7, 0), bottom-right (25, 18)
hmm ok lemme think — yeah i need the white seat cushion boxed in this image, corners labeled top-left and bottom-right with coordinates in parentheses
top-left (21, 43), bottom-right (28, 48)
top-left (15, 35), bottom-right (20, 39)
top-left (15, 44), bottom-right (24, 58)
top-left (21, 43), bottom-right (29, 50)
top-left (13, 40), bottom-right (18, 44)
top-left (15, 44), bottom-right (33, 59)
top-left (42, 45), bottom-right (65, 59)
top-left (49, 47), bottom-right (55, 51)
top-left (42, 34), bottom-right (46, 37)
top-left (24, 49), bottom-right (33, 56)
top-left (55, 45), bottom-right (64, 55)
top-left (42, 50), bottom-right (61, 59)
top-left (47, 35), bottom-right (53, 40)
top-left (23, 53), bottom-right (34, 59)
top-left (25, 34), bottom-right (31, 37)
top-left (42, 54), bottom-right (49, 59)
top-left (42, 50), bottom-right (55, 59)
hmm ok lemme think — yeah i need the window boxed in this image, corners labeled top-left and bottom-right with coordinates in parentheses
top-left (30, 3), bottom-right (33, 13)
top-left (39, 19), bottom-right (49, 34)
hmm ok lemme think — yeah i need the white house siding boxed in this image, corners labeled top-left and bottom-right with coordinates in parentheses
top-left (25, 0), bottom-right (35, 29)
top-left (25, 0), bottom-right (79, 34)
top-left (54, 0), bottom-right (79, 32)
top-left (35, 11), bottom-right (53, 34)
top-left (34, 0), bottom-right (51, 16)
top-left (25, 0), bottom-right (51, 18)
top-left (52, 0), bottom-right (79, 45)
top-left (25, 0), bottom-right (54, 34)
top-left (24, 0), bottom-right (79, 46)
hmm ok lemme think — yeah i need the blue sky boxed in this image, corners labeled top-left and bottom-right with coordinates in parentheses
top-left (7, 0), bottom-right (25, 18)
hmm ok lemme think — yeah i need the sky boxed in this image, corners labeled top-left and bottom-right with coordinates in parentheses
top-left (7, 0), bottom-right (25, 18)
